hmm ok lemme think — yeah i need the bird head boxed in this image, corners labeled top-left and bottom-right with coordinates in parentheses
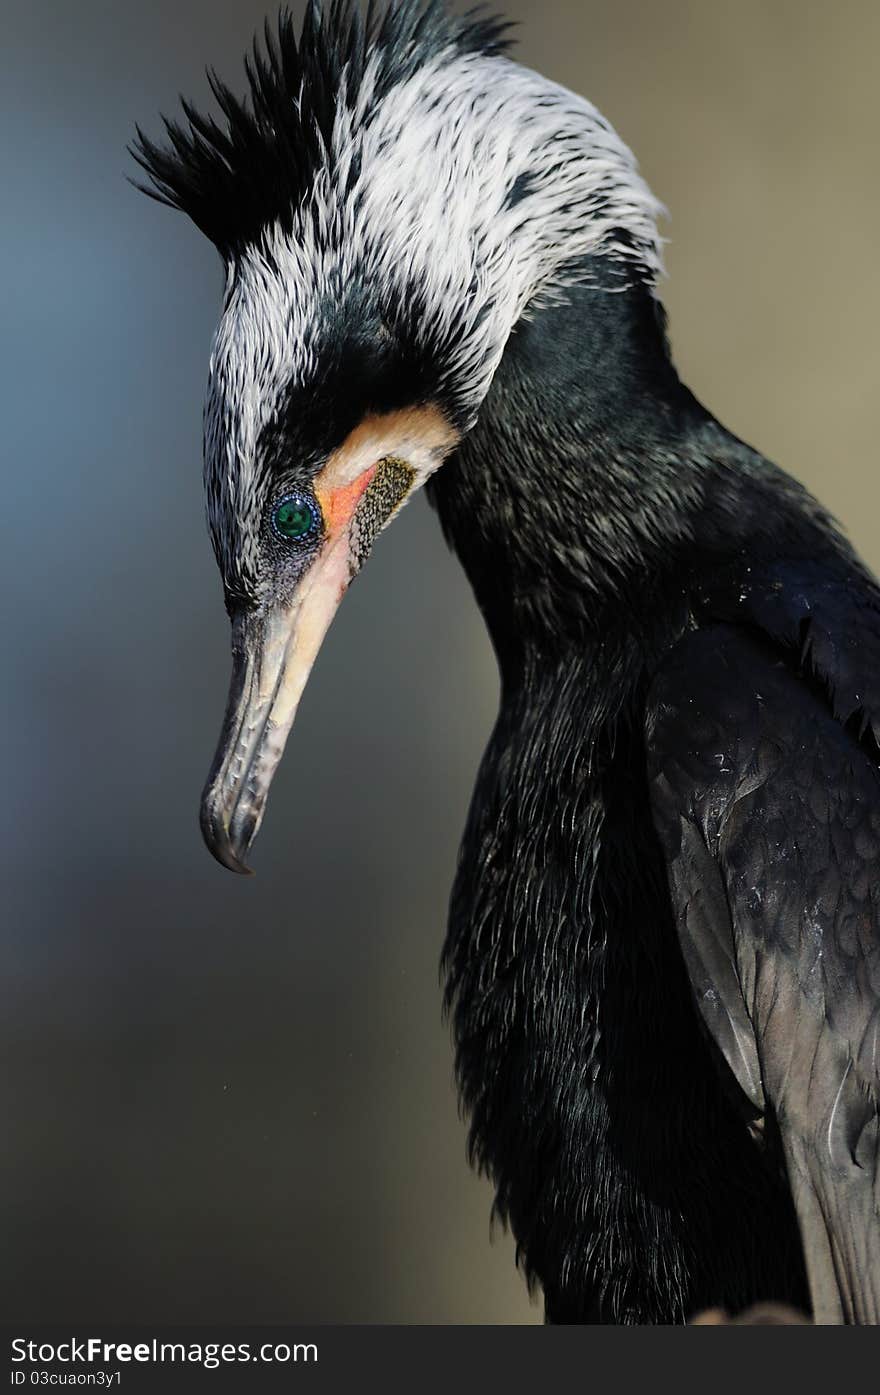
top-left (133, 0), bottom-right (663, 872)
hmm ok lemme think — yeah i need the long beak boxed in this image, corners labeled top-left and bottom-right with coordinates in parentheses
top-left (197, 428), bottom-right (443, 873)
top-left (199, 539), bottom-right (350, 874)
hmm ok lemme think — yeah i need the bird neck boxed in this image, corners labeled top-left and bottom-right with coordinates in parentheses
top-left (429, 272), bottom-right (720, 682)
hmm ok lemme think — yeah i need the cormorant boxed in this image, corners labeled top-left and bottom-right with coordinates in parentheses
top-left (133, 0), bottom-right (880, 1323)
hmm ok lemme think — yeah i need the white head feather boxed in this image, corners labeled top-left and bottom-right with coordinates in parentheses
top-left (204, 47), bottom-right (664, 582)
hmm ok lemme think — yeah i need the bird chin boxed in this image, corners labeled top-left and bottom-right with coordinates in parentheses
top-left (199, 537), bottom-right (351, 874)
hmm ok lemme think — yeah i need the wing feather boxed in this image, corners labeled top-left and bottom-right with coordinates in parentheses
top-left (647, 621), bottom-right (880, 1322)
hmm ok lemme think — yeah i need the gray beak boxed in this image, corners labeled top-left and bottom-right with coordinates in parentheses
top-left (199, 537), bottom-right (351, 873)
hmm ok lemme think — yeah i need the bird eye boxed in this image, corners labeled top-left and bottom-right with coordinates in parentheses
top-left (272, 493), bottom-right (320, 543)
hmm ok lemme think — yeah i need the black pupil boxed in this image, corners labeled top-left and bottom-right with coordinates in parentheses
top-left (275, 499), bottom-right (314, 539)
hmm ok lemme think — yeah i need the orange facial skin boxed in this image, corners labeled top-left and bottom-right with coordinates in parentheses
top-left (315, 464), bottom-right (377, 539)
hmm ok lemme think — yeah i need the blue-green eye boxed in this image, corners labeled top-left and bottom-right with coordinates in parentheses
top-left (272, 493), bottom-right (320, 543)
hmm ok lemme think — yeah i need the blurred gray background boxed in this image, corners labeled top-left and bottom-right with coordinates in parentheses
top-left (2, 0), bottom-right (878, 1323)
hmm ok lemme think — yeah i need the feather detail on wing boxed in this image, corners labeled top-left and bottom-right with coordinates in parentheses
top-left (647, 618), bottom-right (880, 1323)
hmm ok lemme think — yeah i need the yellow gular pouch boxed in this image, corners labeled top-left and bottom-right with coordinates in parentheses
top-left (349, 456), bottom-right (416, 576)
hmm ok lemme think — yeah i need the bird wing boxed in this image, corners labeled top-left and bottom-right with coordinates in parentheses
top-left (646, 568), bottom-right (880, 1324)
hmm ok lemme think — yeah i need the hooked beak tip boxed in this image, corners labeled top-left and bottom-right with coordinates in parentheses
top-left (199, 542), bottom-right (352, 878)
top-left (199, 798), bottom-right (256, 877)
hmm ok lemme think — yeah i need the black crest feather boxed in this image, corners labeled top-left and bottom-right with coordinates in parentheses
top-left (131, 0), bottom-right (513, 258)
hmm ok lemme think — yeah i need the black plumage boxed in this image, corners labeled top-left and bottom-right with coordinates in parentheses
top-left (429, 277), bottom-right (846, 1320)
top-left (130, 0), bottom-right (511, 256)
top-left (134, 1), bottom-right (880, 1323)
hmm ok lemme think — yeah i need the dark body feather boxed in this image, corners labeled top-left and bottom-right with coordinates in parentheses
top-left (129, 0), bottom-right (880, 1326)
top-left (428, 266), bottom-right (879, 1322)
